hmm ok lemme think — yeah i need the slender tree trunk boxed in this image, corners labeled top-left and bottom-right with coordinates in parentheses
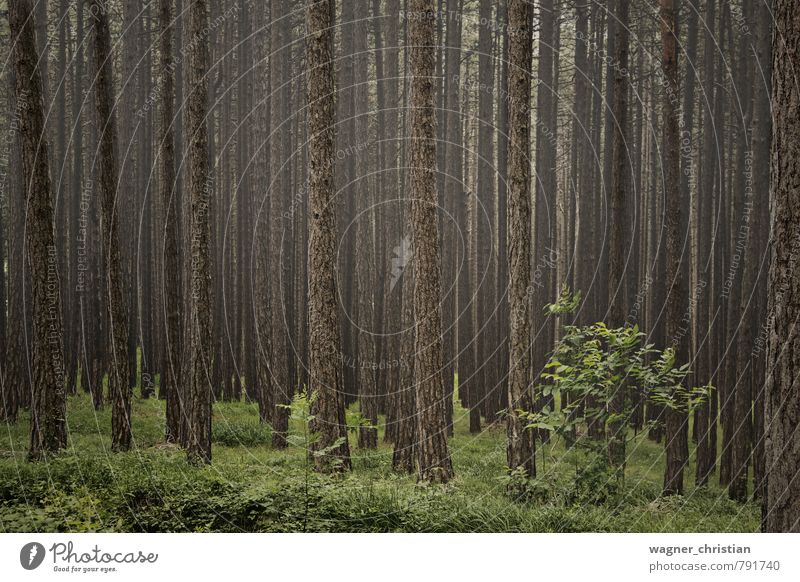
top-left (392, 4), bottom-right (417, 472)
top-left (91, 0), bottom-right (132, 452)
top-left (185, 0), bottom-right (213, 465)
top-left (355, 0), bottom-right (378, 450)
top-left (254, 0), bottom-right (274, 426)
top-left (159, 0), bottom-right (184, 444)
top-left (506, 0), bottom-right (536, 480)
top-left (383, 0), bottom-right (402, 444)
top-left (729, 1), bottom-right (757, 503)
top-left (751, 0), bottom-right (772, 502)
top-left (306, 0), bottom-right (352, 472)
top-left (660, 0), bottom-right (688, 496)
top-left (607, 0), bottom-right (630, 470)
top-left (270, 0), bottom-right (291, 447)
top-left (407, 0), bottom-right (452, 484)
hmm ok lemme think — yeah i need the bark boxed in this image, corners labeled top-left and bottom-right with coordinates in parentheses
top-left (751, 0), bottom-right (772, 502)
top-left (355, 0), bottom-right (378, 450)
top-left (475, 0), bottom-right (495, 435)
top-left (185, 0), bottom-right (213, 465)
top-left (694, 0), bottom-right (716, 486)
top-left (254, 0), bottom-right (274, 426)
top-left (762, 0), bottom-right (800, 533)
top-left (393, 243), bottom-right (417, 473)
top-left (533, 0), bottom-right (556, 443)
top-left (306, 0), bottom-right (352, 472)
top-left (506, 0), bottom-right (536, 479)
top-left (660, 0), bottom-right (689, 496)
top-left (607, 0), bottom-right (630, 470)
top-left (10, 0), bottom-right (68, 459)
top-left (729, 1), bottom-right (756, 503)
top-left (270, 0), bottom-right (291, 447)
top-left (91, 0), bottom-right (132, 452)
top-left (159, 0), bottom-right (184, 443)
top-left (408, 0), bottom-right (452, 484)
top-left (383, 0), bottom-right (402, 444)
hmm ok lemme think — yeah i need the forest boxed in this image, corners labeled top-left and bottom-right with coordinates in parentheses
top-left (0, 0), bottom-right (798, 534)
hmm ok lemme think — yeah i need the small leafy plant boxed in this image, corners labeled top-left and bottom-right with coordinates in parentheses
top-left (528, 288), bottom-right (711, 485)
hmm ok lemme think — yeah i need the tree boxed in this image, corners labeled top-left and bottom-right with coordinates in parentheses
top-left (185, 0), bottom-right (213, 465)
top-left (270, 0), bottom-right (291, 448)
top-left (158, 0), bottom-right (184, 444)
top-left (91, 0), bottom-right (132, 453)
top-left (9, 0), bottom-right (68, 460)
top-left (505, 0), bottom-right (536, 480)
top-left (355, 0), bottom-right (378, 450)
top-left (406, 0), bottom-right (453, 484)
top-left (694, 0), bottom-right (717, 487)
top-left (306, 0), bottom-right (352, 472)
top-left (762, 0), bottom-right (800, 532)
top-left (659, 0), bottom-right (688, 496)
top-left (607, 0), bottom-right (631, 470)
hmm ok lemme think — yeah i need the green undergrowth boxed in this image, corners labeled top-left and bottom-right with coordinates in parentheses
top-left (0, 392), bottom-right (759, 532)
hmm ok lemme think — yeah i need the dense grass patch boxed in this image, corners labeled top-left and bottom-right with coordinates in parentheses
top-left (0, 393), bottom-right (759, 532)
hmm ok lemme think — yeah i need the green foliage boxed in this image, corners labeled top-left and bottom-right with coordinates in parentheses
top-left (213, 421), bottom-right (272, 447)
top-left (535, 288), bottom-right (712, 482)
top-left (0, 388), bottom-right (754, 533)
top-left (569, 456), bottom-right (619, 506)
top-left (500, 466), bottom-right (550, 503)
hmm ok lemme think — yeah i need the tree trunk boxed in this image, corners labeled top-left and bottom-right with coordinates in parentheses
top-left (10, 0), bottom-right (68, 460)
top-left (306, 0), bottom-right (352, 472)
top-left (660, 0), bottom-right (689, 496)
top-left (159, 0), bottom-right (184, 444)
top-left (407, 0), bottom-right (453, 484)
top-left (91, 0), bottom-right (132, 453)
top-left (762, 0), bottom-right (800, 533)
top-left (506, 0), bottom-right (536, 480)
top-left (607, 0), bottom-right (630, 470)
top-left (185, 0), bottom-right (213, 465)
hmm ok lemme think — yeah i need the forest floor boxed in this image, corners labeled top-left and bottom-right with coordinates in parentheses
top-left (0, 391), bottom-right (759, 532)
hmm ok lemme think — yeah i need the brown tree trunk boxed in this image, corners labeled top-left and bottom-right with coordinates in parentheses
top-left (306, 0), bottom-right (352, 472)
top-left (270, 0), bottom-right (291, 448)
top-left (751, 0), bottom-right (772, 503)
top-left (694, 0), bottom-right (717, 485)
top-left (185, 0), bottom-right (213, 465)
top-left (660, 0), bottom-right (689, 496)
top-left (762, 0), bottom-right (800, 533)
top-left (729, 1), bottom-right (757, 503)
top-left (383, 0), bottom-right (403, 445)
top-left (505, 0), bottom-right (536, 480)
top-left (355, 0), bottom-right (378, 450)
top-left (91, 0), bottom-right (132, 453)
top-left (10, 0), bottom-right (68, 459)
top-left (159, 0), bottom-right (184, 444)
top-left (607, 0), bottom-right (630, 470)
top-left (408, 0), bottom-right (452, 484)
top-left (254, 0), bottom-right (274, 426)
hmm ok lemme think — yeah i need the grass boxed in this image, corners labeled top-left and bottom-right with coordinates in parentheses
top-left (0, 391), bottom-right (759, 532)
